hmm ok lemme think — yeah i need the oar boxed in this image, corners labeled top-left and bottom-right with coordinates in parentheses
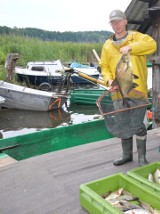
top-left (92, 49), bottom-right (100, 63)
top-left (73, 69), bottom-right (107, 87)
top-left (57, 67), bottom-right (109, 90)
top-left (0, 144), bottom-right (20, 153)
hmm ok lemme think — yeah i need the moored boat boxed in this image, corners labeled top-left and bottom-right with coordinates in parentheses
top-left (15, 60), bottom-right (63, 87)
top-left (15, 60), bottom-right (100, 87)
top-left (69, 61), bottom-right (99, 84)
top-left (70, 88), bottom-right (107, 105)
top-left (0, 118), bottom-right (113, 160)
top-left (0, 81), bottom-right (69, 111)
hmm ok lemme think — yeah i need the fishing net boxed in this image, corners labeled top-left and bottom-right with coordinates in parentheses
top-left (96, 89), bottom-right (151, 139)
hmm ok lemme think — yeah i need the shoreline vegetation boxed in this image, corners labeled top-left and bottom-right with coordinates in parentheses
top-left (0, 34), bottom-right (107, 81)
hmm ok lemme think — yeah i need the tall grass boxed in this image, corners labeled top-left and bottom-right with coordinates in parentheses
top-left (0, 35), bottom-right (103, 65)
top-left (0, 35), bottom-right (103, 80)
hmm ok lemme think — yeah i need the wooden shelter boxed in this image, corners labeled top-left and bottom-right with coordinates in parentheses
top-left (125, 0), bottom-right (160, 127)
top-left (125, 0), bottom-right (160, 128)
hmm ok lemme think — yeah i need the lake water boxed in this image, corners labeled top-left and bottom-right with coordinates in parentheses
top-left (0, 67), bottom-right (152, 139)
top-left (0, 99), bottom-right (101, 139)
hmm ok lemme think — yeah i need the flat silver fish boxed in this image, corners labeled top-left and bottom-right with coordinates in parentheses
top-left (153, 169), bottom-right (160, 184)
top-left (112, 54), bottom-right (139, 107)
top-left (125, 208), bottom-right (153, 214)
top-left (148, 173), bottom-right (154, 183)
top-left (105, 188), bottom-right (123, 200)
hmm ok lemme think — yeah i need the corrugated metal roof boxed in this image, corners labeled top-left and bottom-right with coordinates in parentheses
top-left (125, 0), bottom-right (159, 34)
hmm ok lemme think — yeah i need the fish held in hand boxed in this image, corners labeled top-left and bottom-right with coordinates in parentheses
top-left (112, 54), bottom-right (139, 107)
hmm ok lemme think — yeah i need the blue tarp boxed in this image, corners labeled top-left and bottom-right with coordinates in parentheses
top-left (70, 62), bottom-right (91, 68)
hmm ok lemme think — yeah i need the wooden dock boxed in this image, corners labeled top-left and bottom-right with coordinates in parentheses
top-left (0, 127), bottom-right (160, 214)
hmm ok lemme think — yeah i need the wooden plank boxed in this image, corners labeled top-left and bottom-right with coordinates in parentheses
top-left (0, 128), bottom-right (159, 214)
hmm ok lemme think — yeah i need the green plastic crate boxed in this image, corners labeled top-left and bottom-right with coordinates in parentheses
top-left (127, 161), bottom-right (160, 195)
top-left (79, 173), bottom-right (160, 214)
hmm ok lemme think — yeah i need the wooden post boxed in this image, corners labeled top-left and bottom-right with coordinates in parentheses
top-left (92, 49), bottom-right (100, 63)
top-left (149, 3), bottom-right (160, 128)
top-left (5, 53), bottom-right (19, 82)
top-left (151, 59), bottom-right (160, 128)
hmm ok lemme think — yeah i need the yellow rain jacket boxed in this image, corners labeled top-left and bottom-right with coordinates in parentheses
top-left (99, 30), bottom-right (157, 97)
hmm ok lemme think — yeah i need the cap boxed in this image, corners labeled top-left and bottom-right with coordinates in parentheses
top-left (109, 9), bottom-right (126, 22)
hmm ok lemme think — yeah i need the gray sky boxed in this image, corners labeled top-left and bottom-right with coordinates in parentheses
top-left (1, 0), bottom-right (132, 32)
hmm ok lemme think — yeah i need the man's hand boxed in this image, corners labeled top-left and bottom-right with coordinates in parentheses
top-left (119, 46), bottom-right (131, 55)
top-left (108, 79), bottom-right (119, 92)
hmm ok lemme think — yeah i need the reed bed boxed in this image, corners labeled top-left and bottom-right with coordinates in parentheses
top-left (0, 35), bottom-right (103, 80)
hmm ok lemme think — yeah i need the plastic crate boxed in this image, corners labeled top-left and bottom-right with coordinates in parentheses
top-left (127, 161), bottom-right (160, 195)
top-left (79, 173), bottom-right (160, 214)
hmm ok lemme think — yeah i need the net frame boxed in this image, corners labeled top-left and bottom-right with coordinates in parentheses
top-left (96, 89), bottom-right (151, 139)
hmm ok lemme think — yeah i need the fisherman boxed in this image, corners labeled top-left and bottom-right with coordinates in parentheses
top-left (99, 9), bottom-right (157, 166)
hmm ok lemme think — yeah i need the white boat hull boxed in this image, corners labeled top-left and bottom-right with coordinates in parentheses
top-left (15, 60), bottom-right (100, 86)
top-left (0, 81), bottom-right (68, 111)
top-left (0, 96), bottom-right (5, 110)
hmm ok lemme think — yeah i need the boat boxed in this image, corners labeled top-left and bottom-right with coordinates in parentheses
top-left (15, 60), bottom-right (63, 87)
top-left (15, 60), bottom-right (100, 88)
top-left (69, 61), bottom-right (100, 84)
top-left (0, 96), bottom-right (5, 110)
top-left (0, 118), bottom-right (113, 160)
top-left (0, 81), bottom-right (69, 111)
top-left (70, 88), bottom-right (107, 105)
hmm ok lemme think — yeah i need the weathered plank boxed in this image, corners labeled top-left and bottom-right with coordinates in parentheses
top-left (0, 128), bottom-right (159, 214)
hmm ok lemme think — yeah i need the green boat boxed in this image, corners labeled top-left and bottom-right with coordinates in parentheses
top-left (70, 88), bottom-right (107, 105)
top-left (70, 88), bottom-right (152, 110)
top-left (0, 119), bottom-right (113, 161)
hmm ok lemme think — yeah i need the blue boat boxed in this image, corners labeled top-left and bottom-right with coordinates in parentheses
top-left (15, 60), bottom-right (100, 88)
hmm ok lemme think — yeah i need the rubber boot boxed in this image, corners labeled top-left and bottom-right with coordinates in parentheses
top-left (113, 137), bottom-right (133, 166)
top-left (136, 135), bottom-right (149, 166)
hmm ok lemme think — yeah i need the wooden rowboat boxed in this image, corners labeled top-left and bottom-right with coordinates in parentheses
top-left (0, 119), bottom-right (113, 160)
top-left (70, 88), bottom-right (107, 105)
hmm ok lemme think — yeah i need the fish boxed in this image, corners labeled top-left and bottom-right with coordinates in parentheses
top-left (104, 188), bottom-right (141, 212)
top-left (117, 194), bottom-right (139, 201)
top-left (104, 188), bottom-right (123, 200)
top-left (118, 200), bottom-right (142, 212)
top-left (106, 197), bottom-right (142, 212)
top-left (148, 173), bottom-right (154, 183)
top-left (153, 169), bottom-right (160, 184)
top-left (141, 201), bottom-right (160, 214)
top-left (124, 208), bottom-right (153, 214)
top-left (125, 208), bottom-right (160, 214)
top-left (111, 54), bottom-right (139, 107)
top-left (103, 188), bottom-right (160, 213)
